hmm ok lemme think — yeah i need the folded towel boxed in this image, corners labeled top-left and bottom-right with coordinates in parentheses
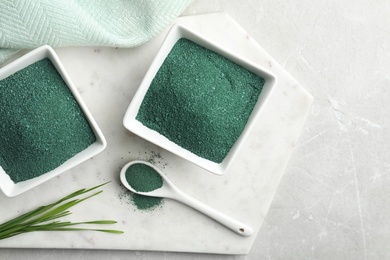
top-left (0, 0), bottom-right (192, 63)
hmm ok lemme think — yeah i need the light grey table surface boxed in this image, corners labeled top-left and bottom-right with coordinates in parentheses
top-left (1, 0), bottom-right (389, 259)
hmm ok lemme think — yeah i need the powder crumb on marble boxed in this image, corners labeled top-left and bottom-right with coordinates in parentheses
top-left (137, 146), bottom-right (168, 169)
top-left (118, 187), bottom-right (164, 212)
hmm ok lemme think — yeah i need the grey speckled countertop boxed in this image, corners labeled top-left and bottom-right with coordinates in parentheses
top-left (1, 0), bottom-right (390, 259)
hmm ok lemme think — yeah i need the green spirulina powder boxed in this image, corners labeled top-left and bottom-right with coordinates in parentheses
top-left (0, 58), bottom-right (96, 183)
top-left (136, 38), bottom-right (266, 163)
top-left (125, 163), bottom-right (163, 210)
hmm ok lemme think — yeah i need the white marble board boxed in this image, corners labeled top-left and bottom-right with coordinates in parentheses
top-left (0, 13), bottom-right (313, 255)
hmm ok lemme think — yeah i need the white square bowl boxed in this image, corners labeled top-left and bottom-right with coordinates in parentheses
top-left (0, 45), bottom-right (107, 197)
top-left (123, 24), bottom-right (277, 175)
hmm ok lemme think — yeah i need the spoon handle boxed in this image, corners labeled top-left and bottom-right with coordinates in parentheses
top-left (172, 189), bottom-right (253, 237)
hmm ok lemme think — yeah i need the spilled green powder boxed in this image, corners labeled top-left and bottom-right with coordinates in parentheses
top-left (136, 38), bottom-right (265, 163)
top-left (131, 193), bottom-right (163, 210)
top-left (0, 58), bottom-right (96, 183)
top-left (125, 163), bottom-right (163, 210)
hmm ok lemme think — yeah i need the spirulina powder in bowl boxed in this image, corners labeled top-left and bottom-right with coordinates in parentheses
top-left (136, 38), bottom-right (266, 163)
top-left (0, 58), bottom-right (96, 183)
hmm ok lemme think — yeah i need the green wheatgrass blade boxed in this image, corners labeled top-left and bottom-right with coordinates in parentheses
top-left (19, 220), bottom-right (123, 234)
top-left (24, 227), bottom-right (124, 234)
top-left (38, 191), bottom-right (102, 222)
top-left (0, 182), bottom-right (123, 240)
top-left (0, 183), bottom-right (106, 231)
top-left (0, 206), bottom-right (50, 232)
top-left (82, 181), bottom-right (111, 193)
top-left (14, 221), bottom-right (123, 235)
top-left (71, 220), bottom-right (118, 225)
top-left (49, 181), bottom-right (110, 205)
top-left (42, 211), bottom-right (72, 222)
top-left (0, 195), bottom-right (99, 234)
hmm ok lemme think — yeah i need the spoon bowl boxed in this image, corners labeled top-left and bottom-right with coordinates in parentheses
top-left (120, 160), bottom-right (178, 198)
top-left (120, 160), bottom-right (253, 237)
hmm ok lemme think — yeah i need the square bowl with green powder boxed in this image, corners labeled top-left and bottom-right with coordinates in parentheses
top-left (123, 24), bottom-right (277, 175)
top-left (0, 45), bottom-right (107, 197)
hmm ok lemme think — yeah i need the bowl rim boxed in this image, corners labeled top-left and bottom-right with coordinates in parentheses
top-left (123, 23), bottom-right (277, 175)
top-left (0, 45), bottom-right (107, 197)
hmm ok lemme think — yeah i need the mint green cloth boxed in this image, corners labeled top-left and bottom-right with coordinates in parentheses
top-left (0, 0), bottom-right (192, 63)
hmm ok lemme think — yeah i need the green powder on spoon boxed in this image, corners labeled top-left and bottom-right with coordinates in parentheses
top-left (124, 163), bottom-right (163, 210)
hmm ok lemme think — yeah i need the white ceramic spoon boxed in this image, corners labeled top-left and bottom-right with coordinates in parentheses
top-left (120, 160), bottom-right (253, 237)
